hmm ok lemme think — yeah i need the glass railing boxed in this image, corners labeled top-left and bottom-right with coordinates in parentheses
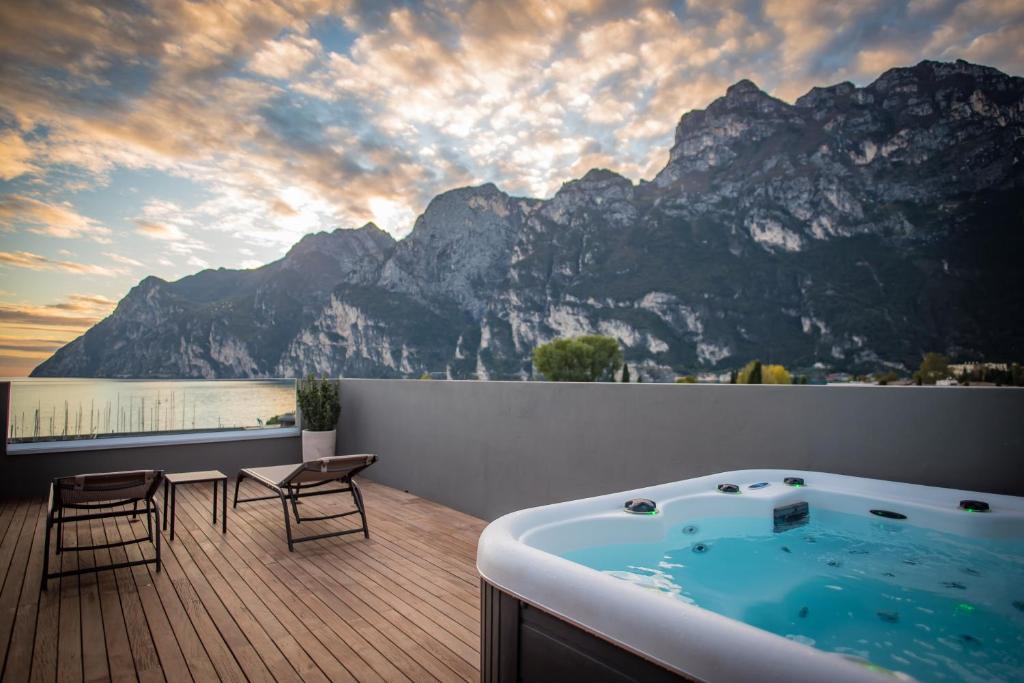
top-left (6, 378), bottom-right (296, 443)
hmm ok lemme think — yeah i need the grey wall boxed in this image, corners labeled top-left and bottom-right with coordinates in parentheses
top-left (338, 380), bottom-right (1024, 521)
top-left (0, 434), bottom-right (300, 499)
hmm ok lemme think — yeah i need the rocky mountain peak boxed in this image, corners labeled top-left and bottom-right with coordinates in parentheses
top-left (794, 81), bottom-right (856, 109)
top-left (725, 78), bottom-right (764, 97)
top-left (31, 60), bottom-right (1024, 381)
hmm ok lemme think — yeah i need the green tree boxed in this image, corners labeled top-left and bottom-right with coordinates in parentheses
top-left (737, 360), bottom-right (763, 384)
top-left (875, 371), bottom-right (899, 386)
top-left (621, 364), bottom-right (631, 383)
top-left (532, 335), bottom-right (623, 382)
top-left (675, 375), bottom-right (696, 384)
top-left (912, 353), bottom-right (950, 385)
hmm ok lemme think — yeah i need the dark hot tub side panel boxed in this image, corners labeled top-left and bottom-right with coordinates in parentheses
top-left (481, 579), bottom-right (693, 683)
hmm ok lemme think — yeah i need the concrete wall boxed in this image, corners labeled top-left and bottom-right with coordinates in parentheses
top-left (338, 380), bottom-right (1024, 521)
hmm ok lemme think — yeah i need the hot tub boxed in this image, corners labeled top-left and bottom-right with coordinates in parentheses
top-left (477, 470), bottom-right (1024, 683)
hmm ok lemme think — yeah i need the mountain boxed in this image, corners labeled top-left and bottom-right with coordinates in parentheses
top-left (33, 60), bottom-right (1024, 381)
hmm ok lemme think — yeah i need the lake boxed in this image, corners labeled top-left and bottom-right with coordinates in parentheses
top-left (6, 378), bottom-right (296, 441)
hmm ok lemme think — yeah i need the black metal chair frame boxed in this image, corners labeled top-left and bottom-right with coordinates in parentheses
top-left (233, 458), bottom-right (374, 552)
top-left (42, 471), bottom-right (164, 591)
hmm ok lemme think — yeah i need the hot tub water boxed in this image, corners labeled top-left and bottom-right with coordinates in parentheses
top-left (562, 509), bottom-right (1024, 683)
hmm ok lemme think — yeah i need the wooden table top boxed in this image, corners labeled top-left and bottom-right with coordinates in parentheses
top-left (165, 470), bottom-right (227, 484)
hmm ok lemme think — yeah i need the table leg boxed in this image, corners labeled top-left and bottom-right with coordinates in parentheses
top-left (212, 481), bottom-right (217, 525)
top-left (222, 479), bottom-right (227, 533)
top-left (170, 484), bottom-right (176, 542)
top-left (163, 478), bottom-right (168, 530)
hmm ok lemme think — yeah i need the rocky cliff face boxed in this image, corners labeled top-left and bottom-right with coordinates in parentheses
top-left (33, 60), bottom-right (1024, 380)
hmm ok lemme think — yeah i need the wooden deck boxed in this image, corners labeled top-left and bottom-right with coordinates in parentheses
top-left (0, 479), bottom-right (486, 682)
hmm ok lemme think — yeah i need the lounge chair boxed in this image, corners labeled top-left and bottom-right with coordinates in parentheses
top-left (43, 469), bottom-right (164, 590)
top-left (233, 454), bottom-right (376, 551)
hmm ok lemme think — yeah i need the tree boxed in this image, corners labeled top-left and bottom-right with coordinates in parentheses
top-left (761, 364), bottom-right (792, 384)
top-left (737, 360), bottom-right (763, 384)
top-left (675, 375), bottom-right (696, 384)
top-left (912, 353), bottom-right (950, 385)
top-left (621, 364), bottom-right (631, 383)
top-left (875, 371), bottom-right (899, 386)
top-left (532, 335), bottom-right (623, 382)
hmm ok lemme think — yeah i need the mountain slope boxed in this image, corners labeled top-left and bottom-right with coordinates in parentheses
top-left (34, 60), bottom-right (1024, 380)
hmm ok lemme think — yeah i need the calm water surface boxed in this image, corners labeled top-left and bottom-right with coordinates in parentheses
top-left (7, 378), bottom-right (296, 440)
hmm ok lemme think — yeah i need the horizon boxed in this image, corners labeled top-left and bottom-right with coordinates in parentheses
top-left (1, 0), bottom-right (1023, 376)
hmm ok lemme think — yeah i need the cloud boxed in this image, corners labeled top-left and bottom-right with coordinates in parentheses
top-left (0, 0), bottom-right (1021, 253)
top-left (248, 34), bottom-right (321, 79)
top-left (134, 220), bottom-right (187, 241)
top-left (102, 252), bottom-right (144, 267)
top-left (270, 198), bottom-right (299, 216)
top-left (0, 250), bottom-right (120, 276)
top-left (0, 292), bottom-right (117, 374)
top-left (0, 194), bottom-right (111, 241)
top-left (0, 129), bottom-right (38, 180)
top-left (0, 296), bottom-right (112, 328)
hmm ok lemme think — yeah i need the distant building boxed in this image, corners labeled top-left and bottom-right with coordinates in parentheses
top-left (696, 372), bottom-right (731, 383)
top-left (949, 362), bottom-right (1008, 375)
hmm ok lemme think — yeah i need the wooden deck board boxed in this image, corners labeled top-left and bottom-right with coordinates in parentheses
top-left (0, 481), bottom-right (485, 682)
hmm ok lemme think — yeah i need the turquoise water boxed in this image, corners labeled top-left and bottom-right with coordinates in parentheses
top-left (562, 510), bottom-right (1024, 682)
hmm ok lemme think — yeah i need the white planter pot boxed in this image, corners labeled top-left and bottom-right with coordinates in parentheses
top-left (301, 429), bottom-right (336, 462)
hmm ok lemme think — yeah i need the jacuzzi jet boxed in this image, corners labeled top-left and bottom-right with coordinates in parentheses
top-left (960, 500), bottom-right (990, 513)
top-left (784, 477), bottom-right (805, 487)
top-left (692, 543), bottom-right (709, 554)
top-left (870, 509), bottom-right (907, 520)
top-left (717, 483), bottom-right (740, 494)
top-left (682, 525), bottom-right (698, 535)
top-left (624, 498), bottom-right (657, 514)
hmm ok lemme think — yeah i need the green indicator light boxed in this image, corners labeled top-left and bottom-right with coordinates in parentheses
top-left (957, 603), bottom-right (975, 612)
top-left (791, 483), bottom-right (803, 487)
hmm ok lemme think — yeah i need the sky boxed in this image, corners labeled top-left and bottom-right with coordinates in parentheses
top-left (0, 0), bottom-right (1022, 376)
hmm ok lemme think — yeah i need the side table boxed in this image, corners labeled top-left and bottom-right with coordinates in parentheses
top-left (163, 470), bottom-right (228, 541)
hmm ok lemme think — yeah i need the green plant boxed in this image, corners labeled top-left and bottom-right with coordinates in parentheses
top-left (675, 375), bottom-right (697, 383)
top-left (532, 335), bottom-right (622, 382)
top-left (912, 352), bottom-right (950, 385)
top-left (621, 364), bottom-right (631, 383)
top-left (296, 375), bottom-right (340, 431)
top-left (737, 360), bottom-right (763, 384)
